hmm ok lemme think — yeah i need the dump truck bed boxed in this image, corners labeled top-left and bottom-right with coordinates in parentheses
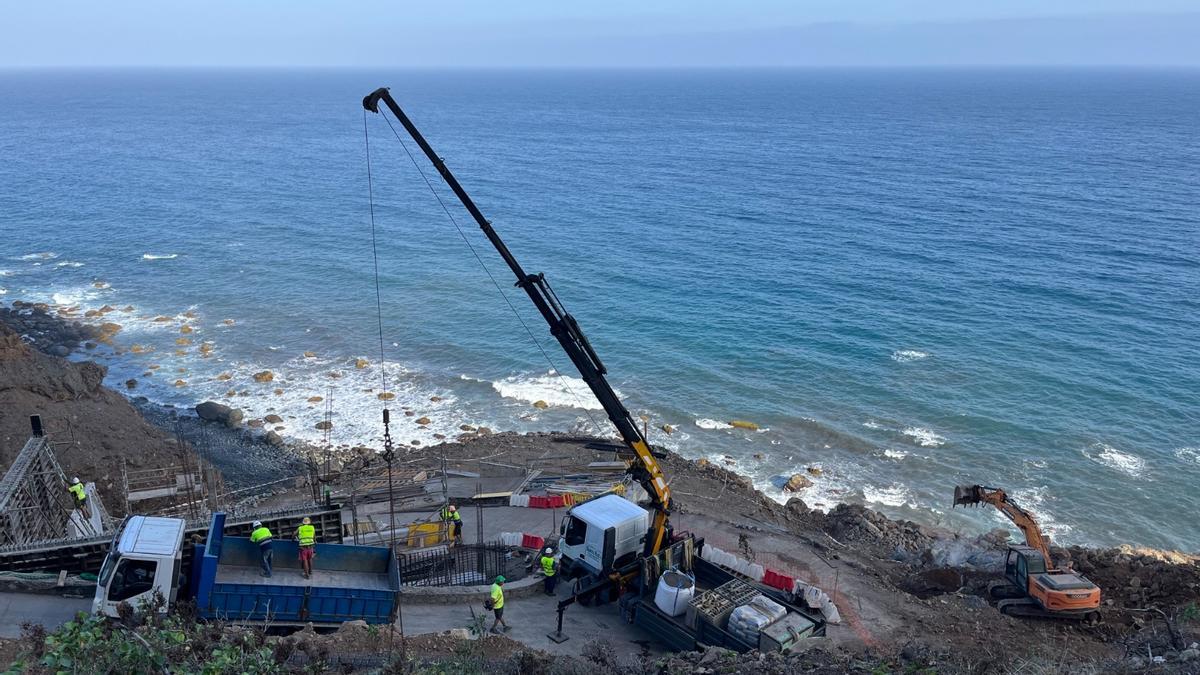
top-left (192, 513), bottom-right (400, 625)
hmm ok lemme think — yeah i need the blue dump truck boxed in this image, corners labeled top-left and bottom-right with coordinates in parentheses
top-left (93, 513), bottom-right (400, 627)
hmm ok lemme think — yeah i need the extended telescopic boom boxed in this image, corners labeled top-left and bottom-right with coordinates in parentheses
top-left (363, 87), bottom-right (673, 555)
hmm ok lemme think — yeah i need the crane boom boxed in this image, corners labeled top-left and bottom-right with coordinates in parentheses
top-left (363, 88), bottom-right (673, 555)
top-left (954, 484), bottom-right (1050, 562)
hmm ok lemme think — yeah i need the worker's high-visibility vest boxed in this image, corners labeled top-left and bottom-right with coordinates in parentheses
top-left (67, 483), bottom-right (86, 502)
top-left (490, 583), bottom-right (504, 609)
top-left (250, 527), bottom-right (273, 547)
top-left (297, 524), bottom-right (316, 547)
top-left (441, 507), bottom-right (461, 522)
top-left (540, 556), bottom-right (555, 577)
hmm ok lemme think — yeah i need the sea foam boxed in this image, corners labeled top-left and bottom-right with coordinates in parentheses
top-left (142, 253), bottom-right (178, 260)
top-left (863, 483), bottom-right (914, 507)
top-left (891, 349), bottom-right (929, 362)
top-left (490, 371), bottom-right (606, 410)
top-left (1082, 443), bottom-right (1146, 478)
top-left (694, 418), bottom-right (734, 430)
top-left (18, 252), bottom-right (57, 261)
top-left (902, 426), bottom-right (945, 447)
top-left (1175, 447), bottom-right (1200, 465)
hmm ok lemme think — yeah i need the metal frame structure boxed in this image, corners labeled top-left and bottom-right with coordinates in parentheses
top-left (0, 432), bottom-right (111, 547)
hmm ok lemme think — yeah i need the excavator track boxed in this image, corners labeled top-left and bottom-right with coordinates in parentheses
top-left (996, 597), bottom-right (1101, 624)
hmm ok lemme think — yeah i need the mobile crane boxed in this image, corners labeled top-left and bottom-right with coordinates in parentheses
top-left (954, 484), bottom-right (1101, 621)
top-left (362, 87), bottom-right (674, 577)
top-left (362, 88), bottom-right (825, 650)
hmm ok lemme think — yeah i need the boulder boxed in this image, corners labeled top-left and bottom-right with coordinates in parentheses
top-left (729, 419), bottom-right (760, 431)
top-left (84, 309), bottom-right (102, 318)
top-left (183, 310), bottom-right (197, 318)
top-left (225, 409), bottom-right (245, 428)
top-left (180, 325), bottom-right (193, 334)
top-left (307, 396), bottom-right (324, 403)
top-left (264, 414), bottom-right (283, 424)
top-left (273, 388), bottom-right (283, 395)
top-left (253, 370), bottom-right (274, 383)
top-left (153, 315), bottom-right (172, 322)
top-left (430, 395), bottom-right (442, 402)
top-left (303, 351), bottom-right (316, 358)
top-left (84, 342), bottom-right (97, 350)
top-left (661, 424), bottom-right (675, 435)
top-left (459, 424), bottom-right (475, 431)
top-left (355, 357), bottom-right (369, 369)
top-left (785, 497), bottom-right (809, 516)
top-left (315, 421), bottom-right (333, 431)
top-left (328, 371), bottom-right (342, 378)
top-left (265, 431), bottom-right (284, 447)
top-left (696, 458), bottom-right (710, 469)
top-left (247, 419), bottom-right (264, 429)
top-left (195, 401), bottom-right (232, 422)
top-left (175, 337), bottom-right (191, 345)
top-left (807, 466), bottom-right (823, 476)
top-left (222, 319), bottom-right (235, 326)
top-left (403, 410), bottom-right (414, 416)
top-left (216, 372), bottom-right (232, 381)
top-left (174, 379), bottom-right (187, 387)
top-left (476, 427), bottom-right (492, 435)
top-left (198, 343), bottom-right (214, 354)
top-left (784, 474), bottom-right (813, 492)
top-left (532, 400), bottom-right (549, 409)
top-left (415, 416), bottom-right (431, 425)
top-left (49, 344), bottom-right (70, 357)
top-left (99, 305), bottom-right (116, 314)
top-left (125, 379), bottom-right (137, 389)
top-left (378, 392), bottom-right (395, 401)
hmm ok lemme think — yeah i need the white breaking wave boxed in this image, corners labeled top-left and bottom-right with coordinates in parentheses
top-left (142, 253), bottom-right (179, 260)
top-left (0, 270), bottom-right (13, 277)
top-left (862, 420), bottom-right (885, 430)
top-left (863, 483), bottom-right (914, 507)
top-left (882, 449), bottom-right (908, 460)
top-left (0, 288), bottom-right (6, 295)
top-left (695, 418), bottom-right (734, 430)
top-left (1175, 447), bottom-right (1200, 465)
top-left (55, 261), bottom-right (84, 268)
top-left (491, 371), bottom-right (606, 410)
top-left (19, 252), bottom-right (57, 261)
top-left (891, 349), bottom-right (929, 362)
top-left (1082, 443), bottom-right (1146, 478)
top-left (902, 426), bottom-right (945, 447)
top-left (1010, 486), bottom-right (1072, 538)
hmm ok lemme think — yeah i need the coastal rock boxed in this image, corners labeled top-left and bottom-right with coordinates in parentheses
top-left (50, 344), bottom-right (70, 357)
top-left (807, 466), bottom-right (823, 476)
top-left (265, 431), bottom-right (284, 447)
top-left (99, 305), bottom-right (116, 314)
top-left (476, 427), bottom-right (492, 436)
top-left (195, 401), bottom-right (232, 422)
top-left (315, 421), bottom-right (333, 431)
top-left (153, 315), bottom-right (172, 323)
top-left (122, 306), bottom-right (134, 312)
top-left (430, 395), bottom-right (442, 402)
top-left (696, 458), bottom-right (710, 468)
top-left (198, 343), bottom-right (214, 354)
top-left (264, 414), bottom-right (283, 424)
top-left (784, 474), bottom-right (813, 492)
top-left (222, 319), bottom-right (235, 326)
top-left (532, 400), bottom-right (549, 409)
top-left (459, 424), bottom-right (475, 431)
top-left (174, 349), bottom-right (187, 356)
top-left (125, 378), bottom-right (137, 389)
top-left (785, 497), bottom-right (809, 516)
top-left (183, 310), bottom-right (197, 319)
top-left (355, 357), bottom-right (369, 369)
top-left (175, 337), bottom-right (191, 345)
top-left (328, 371), bottom-right (342, 378)
top-left (84, 342), bottom-right (97, 349)
top-left (303, 351), bottom-right (316, 358)
top-left (180, 325), bottom-right (193, 334)
top-left (433, 433), bottom-right (445, 440)
top-left (247, 419), bottom-right (264, 429)
top-left (174, 379), bottom-right (187, 387)
top-left (378, 392), bottom-right (396, 401)
top-left (273, 388), bottom-right (283, 395)
top-left (84, 309), bottom-right (101, 318)
top-left (130, 344), bottom-right (153, 354)
top-left (216, 372), bottom-right (232, 381)
top-left (415, 416), bottom-right (431, 425)
top-left (225, 409), bottom-right (244, 428)
top-left (253, 370), bottom-right (274, 383)
top-left (307, 396), bottom-right (323, 403)
top-left (148, 364), bottom-right (160, 370)
top-left (661, 424), bottom-right (675, 435)
top-left (403, 410), bottom-right (414, 416)
top-left (729, 420), bottom-right (760, 431)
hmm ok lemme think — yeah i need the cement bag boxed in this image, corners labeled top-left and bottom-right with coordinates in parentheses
top-left (820, 597), bottom-right (842, 624)
top-left (700, 545), bottom-right (723, 562)
top-left (654, 570), bottom-right (696, 617)
top-left (804, 586), bottom-right (824, 608)
top-left (727, 595), bottom-right (786, 644)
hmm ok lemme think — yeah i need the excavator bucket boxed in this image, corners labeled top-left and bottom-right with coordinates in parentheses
top-left (953, 485), bottom-right (985, 507)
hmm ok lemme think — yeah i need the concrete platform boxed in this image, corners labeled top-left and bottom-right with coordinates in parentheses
top-left (217, 564), bottom-right (393, 591)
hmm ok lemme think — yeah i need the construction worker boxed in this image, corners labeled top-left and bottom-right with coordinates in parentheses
top-left (295, 517), bottom-right (316, 579)
top-left (250, 520), bottom-right (274, 577)
top-left (67, 478), bottom-right (87, 513)
top-left (441, 504), bottom-right (462, 545)
top-left (488, 575), bottom-right (508, 633)
top-left (540, 547), bottom-right (557, 596)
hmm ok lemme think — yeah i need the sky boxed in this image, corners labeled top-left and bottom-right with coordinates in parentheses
top-left (1, 1), bottom-right (1197, 67)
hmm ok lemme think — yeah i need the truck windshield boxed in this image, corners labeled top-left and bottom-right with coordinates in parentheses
top-left (98, 552), bottom-right (121, 586)
top-left (108, 558), bottom-right (158, 602)
top-left (564, 516), bottom-right (587, 547)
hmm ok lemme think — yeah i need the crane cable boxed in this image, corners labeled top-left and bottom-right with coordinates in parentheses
top-left (369, 108), bottom-right (606, 438)
top-left (363, 109), bottom-right (394, 452)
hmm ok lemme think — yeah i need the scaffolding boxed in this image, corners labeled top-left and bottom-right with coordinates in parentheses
top-left (0, 432), bottom-right (112, 547)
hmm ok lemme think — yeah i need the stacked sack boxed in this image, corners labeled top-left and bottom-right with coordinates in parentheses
top-left (727, 595), bottom-right (787, 646)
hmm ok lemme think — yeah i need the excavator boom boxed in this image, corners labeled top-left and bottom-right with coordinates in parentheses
top-left (363, 88), bottom-right (672, 555)
top-left (954, 484), bottom-right (1051, 562)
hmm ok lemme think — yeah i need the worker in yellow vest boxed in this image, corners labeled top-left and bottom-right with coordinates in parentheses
top-left (540, 547), bottom-right (557, 596)
top-left (249, 520), bottom-right (274, 577)
top-left (295, 517), bottom-right (316, 579)
top-left (67, 478), bottom-right (87, 513)
top-left (440, 504), bottom-right (462, 546)
top-left (487, 575), bottom-right (509, 634)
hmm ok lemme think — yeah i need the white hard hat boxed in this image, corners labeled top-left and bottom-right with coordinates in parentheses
top-left (448, 505), bottom-right (456, 512)
top-left (544, 547), bottom-right (553, 555)
top-left (252, 520), bottom-right (262, 528)
top-left (72, 477), bottom-right (80, 484)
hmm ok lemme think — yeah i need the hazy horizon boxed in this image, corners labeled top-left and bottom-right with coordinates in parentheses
top-left (1, 4), bottom-right (1197, 68)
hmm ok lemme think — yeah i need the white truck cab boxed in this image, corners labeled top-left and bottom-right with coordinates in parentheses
top-left (558, 494), bottom-right (649, 579)
top-left (93, 516), bottom-right (186, 617)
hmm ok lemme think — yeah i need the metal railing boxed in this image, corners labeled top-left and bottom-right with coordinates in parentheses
top-left (397, 544), bottom-right (508, 587)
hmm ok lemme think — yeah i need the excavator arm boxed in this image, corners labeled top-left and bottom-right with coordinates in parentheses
top-left (954, 484), bottom-right (1050, 562)
top-left (363, 88), bottom-right (673, 556)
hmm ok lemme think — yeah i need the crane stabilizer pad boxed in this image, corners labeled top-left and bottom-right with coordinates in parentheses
top-left (547, 630), bottom-right (570, 643)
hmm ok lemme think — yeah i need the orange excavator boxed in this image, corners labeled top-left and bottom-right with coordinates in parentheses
top-left (954, 485), bottom-right (1101, 622)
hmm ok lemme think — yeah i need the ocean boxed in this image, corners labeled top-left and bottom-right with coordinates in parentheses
top-left (2, 69), bottom-right (1197, 551)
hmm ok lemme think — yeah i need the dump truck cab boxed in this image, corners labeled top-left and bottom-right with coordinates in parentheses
top-left (559, 494), bottom-right (649, 579)
top-left (93, 516), bottom-right (186, 616)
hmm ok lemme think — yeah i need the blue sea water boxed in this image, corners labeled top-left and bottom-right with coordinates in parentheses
top-left (2, 69), bottom-right (1198, 550)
